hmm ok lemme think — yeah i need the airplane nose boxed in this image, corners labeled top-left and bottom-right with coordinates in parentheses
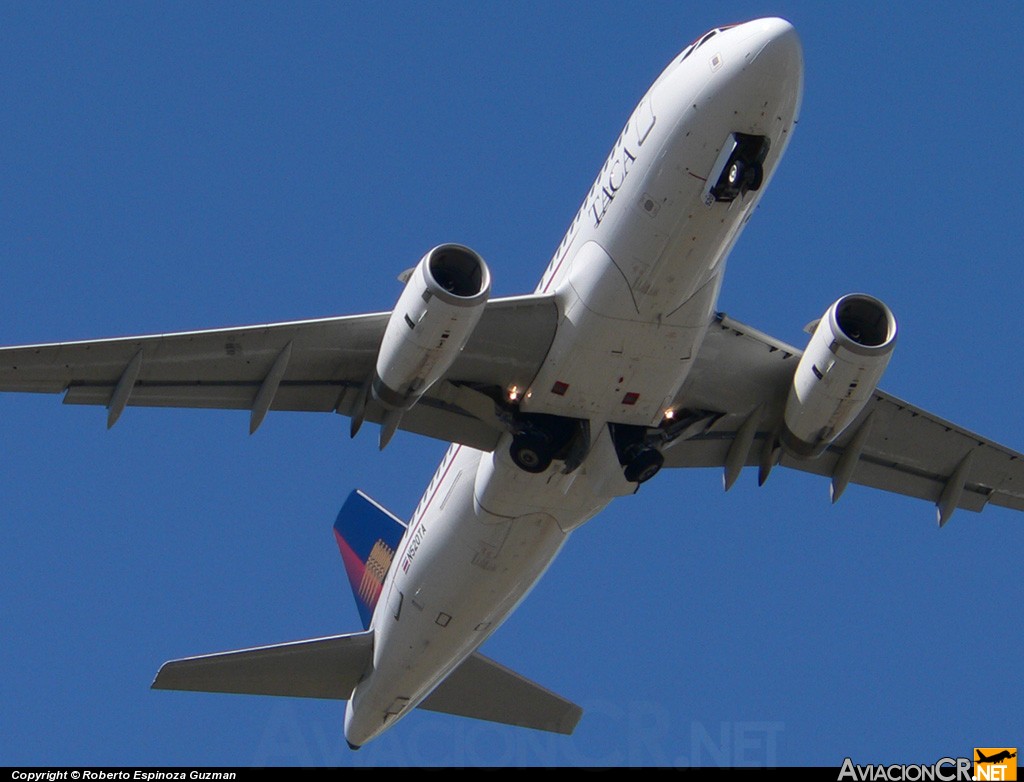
top-left (745, 17), bottom-right (803, 78)
top-left (754, 16), bottom-right (797, 38)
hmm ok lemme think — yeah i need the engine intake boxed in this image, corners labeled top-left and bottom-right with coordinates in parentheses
top-left (782, 294), bottom-right (897, 458)
top-left (428, 248), bottom-right (488, 299)
top-left (833, 295), bottom-right (892, 348)
top-left (373, 244), bottom-right (491, 410)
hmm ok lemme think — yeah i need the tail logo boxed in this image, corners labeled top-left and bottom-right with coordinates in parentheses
top-left (359, 539), bottom-right (395, 608)
top-left (333, 489), bottom-right (408, 629)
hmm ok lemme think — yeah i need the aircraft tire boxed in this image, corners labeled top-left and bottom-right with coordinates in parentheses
top-left (749, 162), bottom-right (764, 190)
top-left (624, 447), bottom-right (664, 484)
top-left (510, 432), bottom-right (553, 473)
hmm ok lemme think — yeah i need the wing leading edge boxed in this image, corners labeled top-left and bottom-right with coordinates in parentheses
top-left (0, 294), bottom-right (559, 452)
top-left (6, 297), bottom-right (1021, 523)
top-left (666, 313), bottom-right (1024, 523)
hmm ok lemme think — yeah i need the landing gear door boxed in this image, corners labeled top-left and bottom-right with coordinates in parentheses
top-left (702, 135), bottom-right (739, 206)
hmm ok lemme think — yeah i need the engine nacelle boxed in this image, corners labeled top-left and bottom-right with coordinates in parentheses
top-left (782, 294), bottom-right (897, 458)
top-left (373, 244), bottom-right (491, 410)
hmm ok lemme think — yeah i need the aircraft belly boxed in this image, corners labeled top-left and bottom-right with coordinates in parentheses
top-left (474, 426), bottom-right (635, 528)
top-left (346, 445), bottom-right (571, 744)
top-left (524, 313), bottom-right (704, 424)
top-left (523, 265), bottom-right (721, 424)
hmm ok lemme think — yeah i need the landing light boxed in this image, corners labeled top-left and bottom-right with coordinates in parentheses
top-left (664, 409), bottom-right (675, 421)
top-left (508, 386), bottom-right (520, 402)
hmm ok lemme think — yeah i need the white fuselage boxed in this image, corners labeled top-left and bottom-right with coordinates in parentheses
top-left (344, 17), bottom-right (803, 746)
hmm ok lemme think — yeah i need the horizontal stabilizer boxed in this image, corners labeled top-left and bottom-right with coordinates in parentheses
top-left (153, 632), bottom-right (582, 735)
top-left (421, 652), bottom-right (583, 735)
top-left (151, 630), bottom-right (373, 699)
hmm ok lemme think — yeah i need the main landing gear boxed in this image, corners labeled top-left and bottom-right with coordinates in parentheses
top-left (509, 430), bottom-right (555, 474)
top-left (505, 413), bottom-right (666, 487)
top-left (622, 443), bottom-right (665, 484)
top-left (508, 414), bottom-right (582, 474)
top-left (504, 404), bottom-right (721, 483)
top-left (611, 424), bottom-right (664, 485)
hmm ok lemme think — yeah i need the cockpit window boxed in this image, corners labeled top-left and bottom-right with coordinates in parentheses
top-left (696, 30), bottom-right (718, 49)
top-left (680, 27), bottom-right (722, 63)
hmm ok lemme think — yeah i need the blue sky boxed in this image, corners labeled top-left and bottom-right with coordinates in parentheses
top-left (1, 1), bottom-right (1021, 767)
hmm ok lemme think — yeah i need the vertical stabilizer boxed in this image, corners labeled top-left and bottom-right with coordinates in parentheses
top-left (333, 490), bottom-right (407, 629)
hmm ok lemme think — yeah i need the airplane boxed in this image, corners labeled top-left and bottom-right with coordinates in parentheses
top-left (2, 16), bottom-right (1024, 751)
top-left (977, 751), bottom-right (1017, 764)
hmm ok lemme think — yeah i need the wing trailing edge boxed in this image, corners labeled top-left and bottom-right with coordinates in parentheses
top-left (668, 313), bottom-right (1024, 522)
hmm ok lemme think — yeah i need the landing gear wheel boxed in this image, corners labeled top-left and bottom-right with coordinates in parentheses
top-left (623, 446), bottom-right (664, 484)
top-left (510, 432), bottom-right (553, 474)
top-left (748, 162), bottom-right (764, 191)
top-left (727, 160), bottom-right (747, 189)
top-left (709, 134), bottom-right (770, 203)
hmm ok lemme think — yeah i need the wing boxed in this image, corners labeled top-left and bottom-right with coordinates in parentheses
top-left (0, 294), bottom-right (558, 451)
top-left (666, 313), bottom-right (1024, 524)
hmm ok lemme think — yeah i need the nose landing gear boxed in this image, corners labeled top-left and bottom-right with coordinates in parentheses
top-left (709, 132), bottom-right (770, 203)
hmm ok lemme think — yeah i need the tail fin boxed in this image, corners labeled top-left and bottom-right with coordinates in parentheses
top-left (333, 489), bottom-right (406, 629)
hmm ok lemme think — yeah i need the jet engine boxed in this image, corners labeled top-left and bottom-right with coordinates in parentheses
top-left (373, 244), bottom-right (491, 411)
top-left (782, 294), bottom-right (897, 458)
